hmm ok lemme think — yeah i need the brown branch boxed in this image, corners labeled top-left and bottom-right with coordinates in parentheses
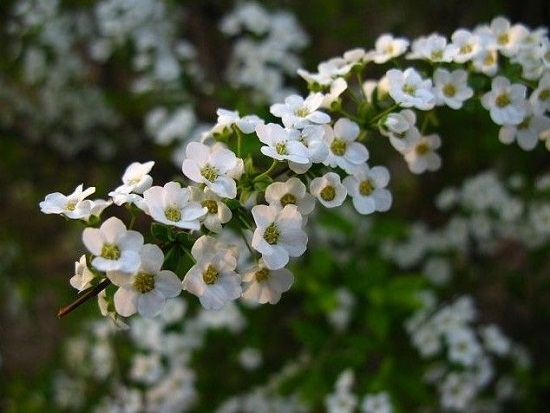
top-left (57, 279), bottom-right (112, 318)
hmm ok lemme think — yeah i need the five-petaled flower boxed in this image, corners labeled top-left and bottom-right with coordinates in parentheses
top-left (182, 141), bottom-right (243, 199)
top-left (109, 244), bottom-right (182, 318)
top-left (82, 216), bottom-right (144, 273)
top-left (251, 204), bottom-right (308, 270)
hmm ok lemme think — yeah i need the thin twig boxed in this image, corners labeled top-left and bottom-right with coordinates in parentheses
top-left (57, 278), bottom-right (111, 318)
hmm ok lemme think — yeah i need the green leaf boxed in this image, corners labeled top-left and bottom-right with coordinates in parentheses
top-left (151, 222), bottom-right (172, 242)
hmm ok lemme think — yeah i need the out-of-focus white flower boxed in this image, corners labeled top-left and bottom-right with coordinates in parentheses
top-left (241, 261), bottom-right (294, 304)
top-left (481, 76), bottom-right (527, 125)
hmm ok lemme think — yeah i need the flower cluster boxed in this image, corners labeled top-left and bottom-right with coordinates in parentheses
top-left (40, 15), bottom-right (550, 326)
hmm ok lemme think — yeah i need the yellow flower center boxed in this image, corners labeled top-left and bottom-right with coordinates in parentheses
top-left (133, 272), bottom-right (155, 294)
top-left (280, 193), bottom-right (296, 207)
top-left (254, 267), bottom-right (270, 282)
top-left (202, 264), bottom-right (219, 285)
top-left (320, 185), bottom-right (336, 201)
top-left (294, 106), bottom-right (309, 117)
top-left (202, 199), bottom-right (218, 214)
top-left (538, 88), bottom-right (550, 101)
top-left (497, 33), bottom-right (509, 45)
top-left (65, 201), bottom-right (77, 211)
top-left (431, 50), bottom-right (443, 60)
top-left (443, 84), bottom-right (457, 97)
top-left (459, 44), bottom-right (473, 54)
top-left (483, 53), bottom-right (496, 66)
top-left (164, 206), bottom-right (181, 222)
top-left (415, 142), bottom-right (430, 155)
top-left (495, 93), bottom-right (511, 108)
top-left (359, 179), bottom-right (375, 196)
top-left (263, 223), bottom-right (280, 245)
top-left (330, 138), bottom-right (347, 156)
top-left (101, 243), bottom-right (121, 260)
top-left (200, 164), bottom-right (218, 182)
top-left (275, 141), bottom-right (289, 156)
top-left (402, 84), bottom-right (416, 95)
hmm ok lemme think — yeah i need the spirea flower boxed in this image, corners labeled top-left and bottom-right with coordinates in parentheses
top-left (255, 123), bottom-right (309, 164)
top-left (142, 181), bottom-right (206, 230)
top-left (323, 118), bottom-right (369, 173)
top-left (209, 108), bottom-right (264, 137)
top-left (70, 255), bottom-right (95, 292)
top-left (380, 109), bottom-right (421, 153)
top-left (40, 184), bottom-right (97, 220)
top-left (109, 161), bottom-right (155, 205)
top-left (108, 244), bottom-right (182, 318)
top-left (432, 68), bottom-right (474, 109)
top-left (404, 134), bottom-right (442, 174)
top-left (343, 164), bottom-right (392, 214)
top-left (450, 29), bottom-right (483, 63)
top-left (408, 33), bottom-right (458, 62)
top-left (386, 68), bottom-right (435, 110)
top-left (498, 101), bottom-right (550, 150)
top-left (241, 261), bottom-right (294, 304)
top-left (265, 177), bottom-right (315, 216)
top-left (182, 141), bottom-right (242, 199)
top-left (481, 76), bottom-right (527, 125)
top-left (288, 124), bottom-right (329, 173)
top-left (368, 33), bottom-right (409, 64)
top-left (270, 92), bottom-right (331, 129)
top-left (251, 204), bottom-right (308, 270)
top-left (82, 216), bottom-right (143, 273)
top-left (309, 172), bottom-right (348, 208)
top-left (189, 186), bottom-right (232, 233)
top-left (182, 236), bottom-right (241, 310)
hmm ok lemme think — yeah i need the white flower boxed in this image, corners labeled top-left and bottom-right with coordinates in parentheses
top-left (487, 16), bottom-right (528, 57)
top-left (255, 123), bottom-right (309, 164)
top-left (472, 48), bottom-right (499, 76)
top-left (386, 68), bottom-right (435, 110)
top-left (251, 204), bottom-right (308, 270)
top-left (142, 181), bottom-right (206, 230)
top-left (40, 184), bottom-right (96, 220)
top-left (109, 161), bottom-right (155, 205)
top-left (265, 177), bottom-right (315, 216)
top-left (182, 141), bottom-right (242, 199)
top-left (209, 108), bottom-right (264, 137)
top-left (432, 68), bottom-right (474, 109)
top-left (82, 216), bottom-right (143, 273)
top-left (451, 29), bottom-right (483, 63)
top-left (189, 186), bottom-right (232, 233)
top-left (241, 261), bottom-right (294, 304)
top-left (146, 107), bottom-right (196, 145)
top-left (530, 71), bottom-right (550, 113)
top-left (481, 76), bottom-right (527, 125)
top-left (109, 244), bottom-right (182, 318)
top-left (446, 327), bottom-right (483, 367)
top-left (361, 392), bottom-right (393, 413)
top-left (498, 101), bottom-right (550, 150)
top-left (408, 33), bottom-right (457, 62)
top-left (270, 93), bottom-right (331, 129)
top-left (182, 235), bottom-right (241, 310)
top-left (381, 109), bottom-right (421, 153)
top-left (479, 324), bottom-right (511, 356)
top-left (297, 57), bottom-right (354, 86)
top-left (439, 372), bottom-right (477, 411)
top-left (70, 255), bottom-right (95, 292)
top-left (310, 172), bottom-right (348, 208)
top-left (323, 118), bottom-right (369, 173)
top-left (288, 124), bottom-right (329, 174)
top-left (404, 134), bottom-right (442, 174)
top-left (343, 164), bottom-right (392, 214)
top-left (368, 33), bottom-right (409, 64)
